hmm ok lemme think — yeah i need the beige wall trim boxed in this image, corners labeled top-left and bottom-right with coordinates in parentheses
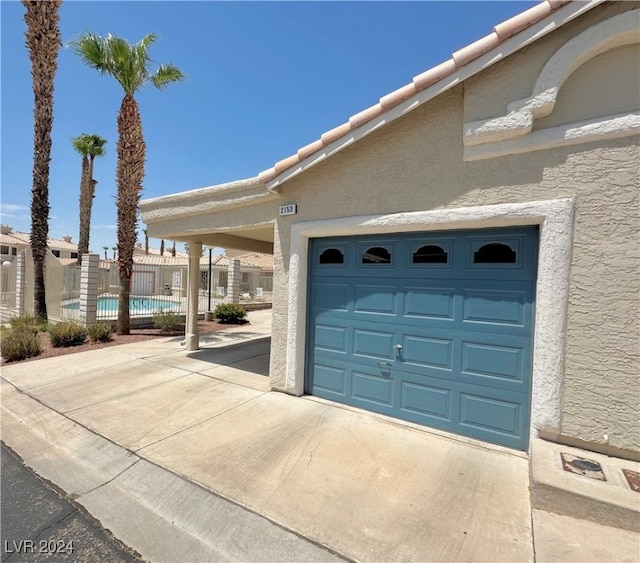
top-left (140, 177), bottom-right (269, 224)
top-left (464, 11), bottom-right (639, 156)
top-left (266, 0), bottom-right (602, 192)
top-left (464, 111), bottom-right (640, 161)
top-left (285, 199), bottom-right (575, 451)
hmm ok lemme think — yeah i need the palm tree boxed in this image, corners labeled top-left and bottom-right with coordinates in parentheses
top-left (103, 246), bottom-right (109, 260)
top-left (112, 246), bottom-right (117, 260)
top-left (160, 239), bottom-right (165, 256)
top-left (72, 133), bottom-right (107, 265)
top-left (71, 32), bottom-right (184, 334)
top-left (171, 240), bottom-right (176, 257)
top-left (22, 0), bottom-right (62, 321)
top-left (143, 228), bottom-right (149, 255)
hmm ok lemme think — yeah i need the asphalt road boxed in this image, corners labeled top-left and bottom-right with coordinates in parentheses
top-left (1, 442), bottom-right (144, 563)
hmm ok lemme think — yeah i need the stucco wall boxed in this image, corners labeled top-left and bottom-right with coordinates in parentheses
top-left (269, 8), bottom-right (639, 455)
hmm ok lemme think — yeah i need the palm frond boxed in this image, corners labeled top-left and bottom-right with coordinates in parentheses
top-left (70, 33), bottom-right (110, 74)
top-left (152, 64), bottom-right (185, 89)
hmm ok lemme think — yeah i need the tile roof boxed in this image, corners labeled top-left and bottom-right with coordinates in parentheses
top-left (0, 232), bottom-right (28, 246)
top-left (227, 252), bottom-right (274, 271)
top-left (0, 230), bottom-right (78, 251)
top-left (99, 254), bottom-right (265, 270)
top-left (133, 255), bottom-right (189, 266)
top-left (256, 0), bottom-right (579, 187)
top-left (133, 246), bottom-right (189, 258)
top-left (205, 255), bottom-right (262, 270)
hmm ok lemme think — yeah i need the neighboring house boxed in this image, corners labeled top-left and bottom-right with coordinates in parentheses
top-left (99, 251), bottom-right (271, 297)
top-left (224, 251), bottom-right (274, 292)
top-left (140, 1), bottom-right (639, 458)
top-left (0, 226), bottom-right (82, 312)
top-left (0, 225), bottom-right (79, 262)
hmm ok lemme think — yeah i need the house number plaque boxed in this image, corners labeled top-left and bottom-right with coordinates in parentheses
top-left (279, 204), bottom-right (297, 216)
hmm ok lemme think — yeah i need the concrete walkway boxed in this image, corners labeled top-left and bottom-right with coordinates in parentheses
top-left (1, 310), bottom-right (638, 562)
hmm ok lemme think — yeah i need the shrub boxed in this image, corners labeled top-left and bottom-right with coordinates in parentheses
top-left (1, 326), bottom-right (41, 362)
top-left (153, 308), bottom-right (182, 333)
top-left (10, 313), bottom-right (47, 332)
top-left (213, 303), bottom-right (247, 324)
top-left (87, 321), bottom-right (113, 343)
top-left (48, 321), bottom-right (87, 348)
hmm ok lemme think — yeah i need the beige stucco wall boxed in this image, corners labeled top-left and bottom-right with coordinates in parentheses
top-left (268, 5), bottom-right (639, 455)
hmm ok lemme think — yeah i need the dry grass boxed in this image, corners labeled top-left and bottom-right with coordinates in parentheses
top-left (1, 319), bottom-right (242, 366)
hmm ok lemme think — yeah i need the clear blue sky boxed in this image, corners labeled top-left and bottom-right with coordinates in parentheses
top-left (1, 0), bottom-right (537, 255)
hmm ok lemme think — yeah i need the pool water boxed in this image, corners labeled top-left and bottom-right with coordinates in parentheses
top-left (64, 296), bottom-right (180, 312)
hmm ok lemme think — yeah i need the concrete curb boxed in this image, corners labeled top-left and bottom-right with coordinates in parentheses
top-left (530, 438), bottom-right (640, 532)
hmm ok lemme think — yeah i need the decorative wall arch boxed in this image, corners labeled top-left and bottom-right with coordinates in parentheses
top-left (464, 11), bottom-right (640, 160)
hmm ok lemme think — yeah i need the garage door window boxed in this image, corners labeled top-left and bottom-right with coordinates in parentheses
top-left (362, 246), bottom-right (392, 264)
top-left (413, 244), bottom-right (448, 264)
top-left (473, 242), bottom-right (516, 264)
top-left (319, 248), bottom-right (345, 264)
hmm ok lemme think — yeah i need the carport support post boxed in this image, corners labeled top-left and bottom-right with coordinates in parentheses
top-left (79, 253), bottom-right (99, 327)
top-left (185, 242), bottom-right (202, 351)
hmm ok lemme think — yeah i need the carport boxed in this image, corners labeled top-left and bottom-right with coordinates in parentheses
top-left (140, 177), bottom-right (276, 350)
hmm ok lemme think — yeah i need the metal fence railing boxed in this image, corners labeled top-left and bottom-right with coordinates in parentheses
top-left (4, 252), bottom-right (273, 325)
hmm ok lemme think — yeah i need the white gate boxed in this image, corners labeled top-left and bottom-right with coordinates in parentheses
top-left (131, 271), bottom-right (153, 296)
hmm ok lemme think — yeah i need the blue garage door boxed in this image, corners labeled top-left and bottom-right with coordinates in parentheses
top-left (307, 227), bottom-right (538, 450)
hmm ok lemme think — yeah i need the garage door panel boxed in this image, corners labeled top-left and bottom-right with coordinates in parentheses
top-left (463, 288), bottom-right (528, 327)
top-left (353, 328), bottom-right (395, 360)
top-left (354, 284), bottom-right (397, 315)
top-left (402, 334), bottom-right (454, 372)
top-left (314, 324), bottom-right (348, 353)
top-left (311, 282), bottom-right (349, 311)
top-left (352, 370), bottom-right (394, 407)
top-left (461, 341), bottom-right (525, 382)
top-left (400, 381), bottom-right (452, 421)
top-left (403, 286), bottom-right (456, 320)
top-left (312, 364), bottom-right (347, 396)
top-left (459, 390), bottom-right (526, 448)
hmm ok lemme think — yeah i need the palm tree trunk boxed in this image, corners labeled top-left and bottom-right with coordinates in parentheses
top-left (116, 94), bottom-right (146, 334)
top-left (77, 155), bottom-right (91, 264)
top-left (23, 0), bottom-right (62, 321)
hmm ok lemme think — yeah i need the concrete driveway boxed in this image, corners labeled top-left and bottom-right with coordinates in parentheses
top-left (3, 310), bottom-right (636, 562)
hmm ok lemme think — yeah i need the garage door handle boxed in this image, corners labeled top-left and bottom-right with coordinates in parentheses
top-left (394, 344), bottom-right (403, 350)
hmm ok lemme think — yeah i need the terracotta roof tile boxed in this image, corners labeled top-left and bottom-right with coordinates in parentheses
top-left (494, 1), bottom-right (553, 41)
top-left (274, 153), bottom-right (301, 175)
top-left (348, 104), bottom-right (384, 129)
top-left (451, 33), bottom-right (500, 67)
top-left (258, 167), bottom-right (278, 183)
top-left (379, 82), bottom-right (417, 111)
top-left (297, 139), bottom-right (325, 160)
top-left (320, 122), bottom-right (353, 145)
top-left (261, 0), bottom-right (575, 185)
top-left (412, 59), bottom-right (457, 91)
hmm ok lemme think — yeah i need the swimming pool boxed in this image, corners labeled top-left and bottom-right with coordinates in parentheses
top-left (64, 296), bottom-right (181, 313)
